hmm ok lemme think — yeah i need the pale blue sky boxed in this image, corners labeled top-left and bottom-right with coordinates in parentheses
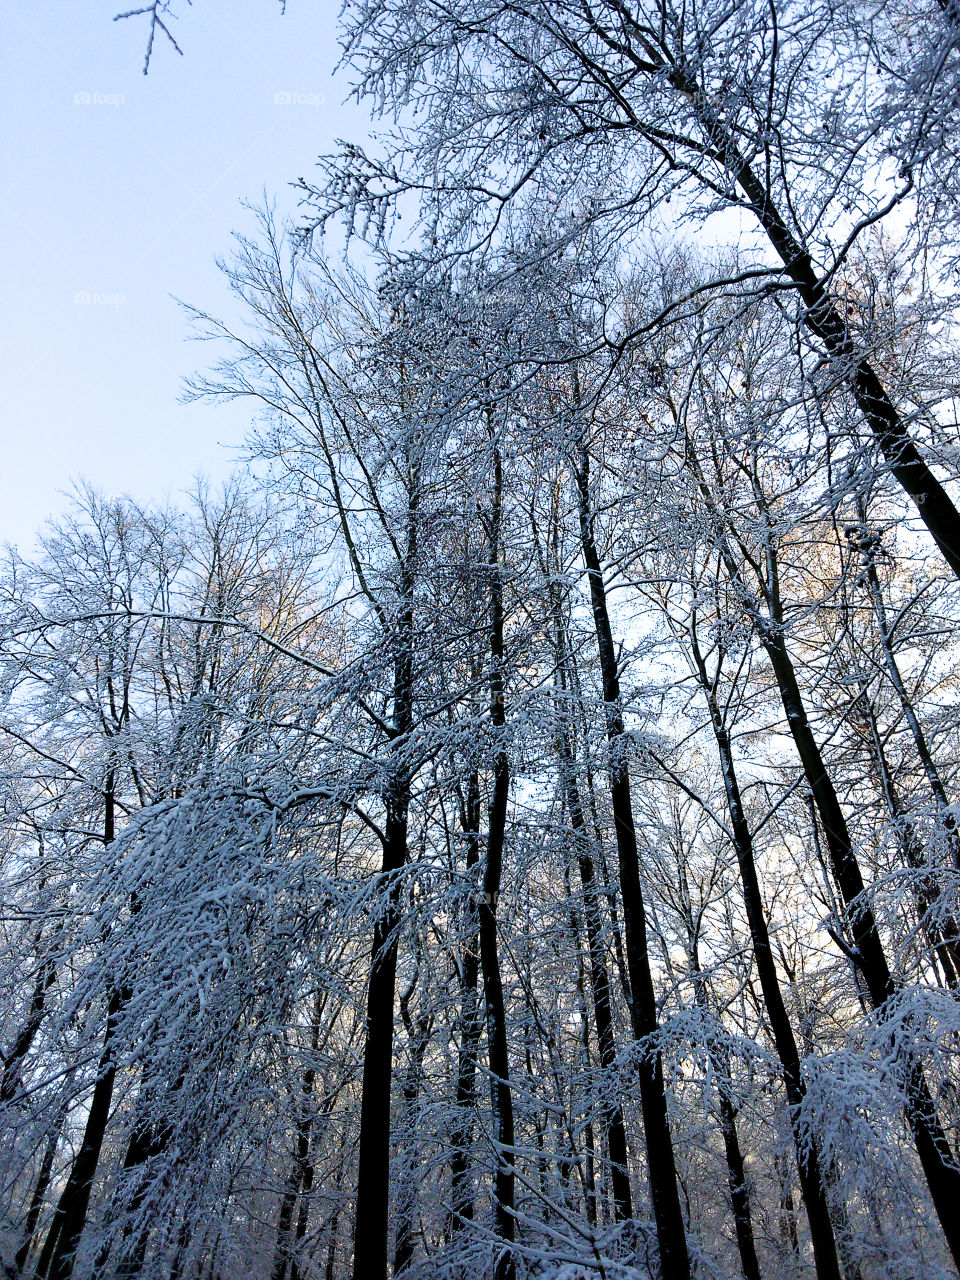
top-left (2, 0), bottom-right (367, 549)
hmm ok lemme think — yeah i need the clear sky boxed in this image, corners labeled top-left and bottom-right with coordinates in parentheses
top-left (2, 0), bottom-right (368, 550)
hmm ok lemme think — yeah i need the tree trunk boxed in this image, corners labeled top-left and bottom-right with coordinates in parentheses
top-left (35, 783), bottom-right (121, 1280)
top-left (853, 513), bottom-right (960, 974)
top-left (14, 1107), bottom-right (65, 1274)
top-left (290, 1120), bottom-right (318, 1280)
top-left (559, 736), bottom-right (634, 1221)
top-left (852, 679), bottom-right (960, 988)
top-left (351, 592), bottom-right (414, 1280)
top-left (759, 621), bottom-right (960, 1269)
top-left (105, 1108), bottom-right (173, 1277)
top-left (576, 449), bottom-right (691, 1280)
top-left (448, 768), bottom-right (483, 1235)
top-left (672, 72), bottom-right (960, 581)
top-left (572, 944), bottom-right (600, 1226)
top-left (717, 1088), bottom-right (762, 1280)
top-left (477, 444), bottom-right (516, 1280)
top-left (273, 999), bottom-right (323, 1280)
top-left (854, 510), bottom-right (960, 841)
top-left (776, 1151), bottom-right (801, 1267)
top-left (393, 978), bottom-right (431, 1276)
top-left (689, 439), bottom-right (960, 1268)
top-left (34, 987), bottom-right (123, 1280)
top-left (691, 636), bottom-right (841, 1280)
top-left (550, 581), bottom-right (634, 1223)
top-left (272, 1180), bottom-right (299, 1280)
top-left (1, 953), bottom-right (58, 1105)
top-left (349, 787), bottom-right (408, 1280)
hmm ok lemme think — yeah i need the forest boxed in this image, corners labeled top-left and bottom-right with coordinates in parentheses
top-left (5, 2), bottom-right (960, 1278)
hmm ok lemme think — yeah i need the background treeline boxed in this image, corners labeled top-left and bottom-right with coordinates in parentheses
top-left (6, 1), bottom-right (960, 1278)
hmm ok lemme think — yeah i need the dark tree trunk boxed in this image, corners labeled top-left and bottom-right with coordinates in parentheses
top-left (34, 988), bottom-right (123, 1280)
top-left (759, 623), bottom-right (960, 1268)
top-left (572, 948), bottom-right (600, 1226)
top-left (687, 437), bottom-right (960, 1268)
top-left (96, 1057), bottom-right (193, 1279)
top-left (676, 829), bottom-right (762, 1280)
top-left (576, 450), bottom-right (691, 1280)
top-left (559, 738), bottom-right (634, 1222)
top-left (691, 636), bottom-right (840, 1280)
top-left (290, 1124), bottom-right (317, 1280)
top-left (272, 1181), bottom-right (299, 1280)
top-left (392, 979), bottom-right (431, 1276)
top-left (853, 680), bottom-right (960, 988)
top-left (776, 1152), bottom-right (801, 1265)
top-left (671, 75), bottom-right (960, 581)
top-left (478, 754), bottom-right (514, 1277)
top-left (583, 763), bottom-right (633, 1010)
top-left (14, 1108), bottom-right (65, 1274)
top-left (477, 444), bottom-right (516, 1280)
top-left (853, 515), bottom-right (960, 975)
top-left (272, 1000), bottom-right (323, 1280)
top-left (1, 954), bottom-right (57, 1105)
top-left (550, 579), bottom-right (633, 1223)
top-left (349, 788), bottom-right (408, 1280)
top-left (35, 783), bottom-right (121, 1280)
top-left (105, 1108), bottom-right (174, 1278)
top-left (448, 768), bottom-right (483, 1235)
top-left (854, 509), bottom-right (960, 842)
top-left (565, 639), bottom-right (633, 1010)
top-left (716, 1088), bottom-right (762, 1280)
top-left (351, 584), bottom-right (415, 1280)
